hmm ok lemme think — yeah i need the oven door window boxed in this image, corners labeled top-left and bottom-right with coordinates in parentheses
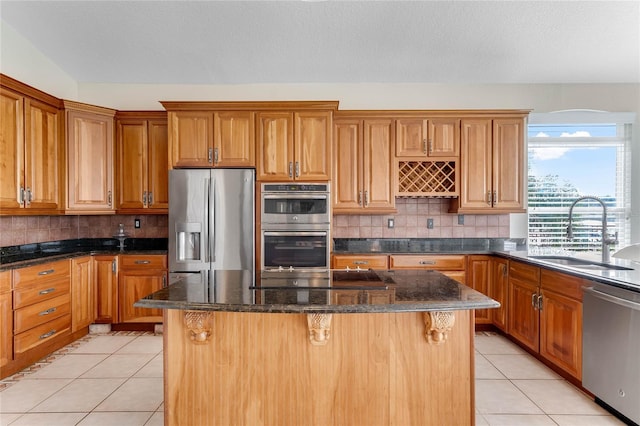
top-left (262, 196), bottom-right (327, 215)
top-left (263, 233), bottom-right (328, 268)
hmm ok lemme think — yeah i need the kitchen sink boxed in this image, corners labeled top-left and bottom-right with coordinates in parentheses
top-left (529, 256), bottom-right (633, 271)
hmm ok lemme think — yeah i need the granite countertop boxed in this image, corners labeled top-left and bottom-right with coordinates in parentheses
top-left (134, 269), bottom-right (499, 314)
top-left (0, 238), bottom-right (168, 271)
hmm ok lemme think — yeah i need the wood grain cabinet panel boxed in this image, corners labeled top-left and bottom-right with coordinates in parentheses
top-left (333, 118), bottom-right (395, 213)
top-left (214, 111), bottom-right (255, 167)
top-left (94, 255), bottom-right (118, 324)
top-left (116, 113), bottom-right (168, 213)
top-left (256, 112), bottom-right (294, 180)
top-left (332, 255), bottom-right (389, 270)
top-left (395, 117), bottom-right (459, 158)
top-left (0, 88), bottom-right (62, 214)
top-left (466, 255), bottom-right (492, 324)
top-left (489, 257), bottom-right (509, 332)
top-left (507, 261), bottom-right (540, 352)
top-left (71, 256), bottom-right (95, 333)
top-left (0, 271), bottom-right (12, 368)
top-left (168, 111), bottom-right (214, 168)
top-left (119, 255), bottom-right (166, 323)
top-left (65, 102), bottom-right (115, 213)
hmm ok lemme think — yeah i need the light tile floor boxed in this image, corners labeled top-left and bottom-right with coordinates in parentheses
top-left (0, 331), bottom-right (626, 426)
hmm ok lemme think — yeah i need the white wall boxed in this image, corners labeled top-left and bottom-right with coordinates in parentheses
top-left (0, 20), bottom-right (77, 100)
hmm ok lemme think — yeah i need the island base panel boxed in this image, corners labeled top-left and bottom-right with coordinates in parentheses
top-left (163, 309), bottom-right (474, 426)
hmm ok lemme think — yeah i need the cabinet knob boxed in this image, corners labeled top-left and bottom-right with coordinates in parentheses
top-left (208, 148), bottom-right (214, 164)
top-left (295, 161), bottom-right (300, 178)
top-left (288, 162), bottom-right (293, 178)
top-left (419, 260), bottom-right (436, 265)
top-left (134, 260), bottom-right (151, 265)
top-left (148, 192), bottom-right (154, 206)
top-left (108, 191), bottom-right (113, 207)
top-left (142, 191), bottom-right (147, 206)
top-left (214, 148), bottom-right (219, 164)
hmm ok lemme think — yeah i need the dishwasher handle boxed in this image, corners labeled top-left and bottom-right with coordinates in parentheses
top-left (583, 286), bottom-right (640, 311)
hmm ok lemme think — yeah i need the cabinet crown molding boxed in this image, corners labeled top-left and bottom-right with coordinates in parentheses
top-left (160, 100), bottom-right (339, 111)
top-left (0, 73), bottom-right (62, 108)
top-left (63, 100), bottom-right (116, 116)
top-left (335, 109), bottom-right (532, 119)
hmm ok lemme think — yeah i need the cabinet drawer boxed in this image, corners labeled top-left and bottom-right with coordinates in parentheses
top-left (120, 255), bottom-right (167, 269)
top-left (389, 255), bottom-right (466, 270)
top-left (509, 261), bottom-right (540, 283)
top-left (13, 259), bottom-right (70, 288)
top-left (14, 314), bottom-right (71, 355)
top-left (14, 294), bottom-right (70, 334)
top-left (443, 270), bottom-right (466, 284)
top-left (540, 269), bottom-right (588, 301)
top-left (332, 255), bottom-right (388, 269)
top-left (13, 276), bottom-right (70, 309)
top-left (0, 270), bottom-right (11, 293)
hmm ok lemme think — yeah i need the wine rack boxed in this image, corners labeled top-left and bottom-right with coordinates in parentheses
top-left (397, 161), bottom-right (458, 197)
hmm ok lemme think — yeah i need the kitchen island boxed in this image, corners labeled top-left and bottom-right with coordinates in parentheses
top-left (136, 269), bottom-right (498, 426)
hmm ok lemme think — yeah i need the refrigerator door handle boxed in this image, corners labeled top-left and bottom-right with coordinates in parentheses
top-left (209, 176), bottom-right (216, 263)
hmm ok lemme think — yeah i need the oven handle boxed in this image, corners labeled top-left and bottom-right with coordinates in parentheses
top-left (263, 231), bottom-right (327, 237)
top-left (583, 286), bottom-right (640, 311)
top-left (263, 194), bottom-right (327, 200)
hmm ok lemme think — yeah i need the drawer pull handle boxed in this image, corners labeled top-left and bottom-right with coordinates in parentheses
top-left (419, 260), bottom-right (436, 265)
top-left (39, 330), bottom-right (56, 340)
top-left (38, 269), bottom-right (55, 276)
top-left (134, 260), bottom-right (151, 264)
top-left (39, 288), bottom-right (56, 295)
top-left (39, 307), bottom-right (57, 316)
top-left (353, 261), bottom-right (369, 265)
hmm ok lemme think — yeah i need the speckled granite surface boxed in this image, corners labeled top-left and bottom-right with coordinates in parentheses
top-left (333, 238), bottom-right (526, 254)
top-left (134, 269), bottom-right (499, 314)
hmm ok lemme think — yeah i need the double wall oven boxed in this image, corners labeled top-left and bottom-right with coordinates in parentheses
top-left (260, 183), bottom-right (331, 272)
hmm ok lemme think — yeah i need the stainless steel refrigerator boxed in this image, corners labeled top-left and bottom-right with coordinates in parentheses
top-left (168, 169), bottom-right (255, 301)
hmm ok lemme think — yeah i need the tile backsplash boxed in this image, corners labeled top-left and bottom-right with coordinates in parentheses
top-left (332, 198), bottom-right (510, 239)
top-left (0, 215), bottom-right (168, 247)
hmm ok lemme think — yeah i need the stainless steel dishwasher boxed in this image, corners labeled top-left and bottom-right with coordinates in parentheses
top-left (583, 284), bottom-right (640, 425)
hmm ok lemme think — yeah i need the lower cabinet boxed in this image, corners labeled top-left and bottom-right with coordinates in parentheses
top-left (71, 256), bottom-right (96, 333)
top-left (488, 257), bottom-right (509, 332)
top-left (508, 261), bottom-right (540, 352)
top-left (332, 254), bottom-right (389, 270)
top-left (389, 254), bottom-right (466, 284)
top-left (118, 255), bottom-right (167, 323)
top-left (94, 255), bottom-right (118, 323)
top-left (0, 271), bottom-right (13, 368)
top-left (466, 255), bottom-right (492, 325)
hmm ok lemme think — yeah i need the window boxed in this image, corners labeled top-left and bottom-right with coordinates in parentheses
top-left (527, 112), bottom-right (633, 254)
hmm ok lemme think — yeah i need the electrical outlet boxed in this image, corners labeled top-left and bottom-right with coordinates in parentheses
top-left (388, 218), bottom-right (395, 229)
top-left (134, 218), bottom-right (141, 229)
top-left (458, 215), bottom-right (465, 225)
top-left (427, 218), bottom-right (434, 229)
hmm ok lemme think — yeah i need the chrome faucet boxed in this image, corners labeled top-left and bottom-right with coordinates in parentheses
top-left (567, 196), bottom-right (618, 263)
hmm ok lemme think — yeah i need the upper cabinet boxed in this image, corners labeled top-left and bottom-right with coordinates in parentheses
top-left (116, 112), bottom-right (168, 213)
top-left (164, 108), bottom-right (255, 168)
top-left (64, 101), bottom-right (116, 213)
top-left (256, 110), bottom-right (332, 181)
top-left (450, 114), bottom-right (527, 214)
top-left (332, 117), bottom-right (395, 213)
top-left (395, 117), bottom-right (460, 158)
top-left (1, 80), bottom-right (63, 215)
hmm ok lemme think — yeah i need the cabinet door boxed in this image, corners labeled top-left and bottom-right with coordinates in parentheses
top-left (332, 119), bottom-right (362, 210)
top-left (119, 270), bottom-right (164, 322)
top-left (214, 111), bottom-right (255, 167)
top-left (332, 255), bottom-right (388, 270)
top-left (493, 119), bottom-right (524, 211)
top-left (0, 88), bottom-right (24, 211)
top-left (24, 99), bottom-right (61, 211)
top-left (0, 271), bottom-right (12, 368)
top-left (508, 277), bottom-right (539, 352)
top-left (395, 118), bottom-right (428, 157)
top-left (66, 110), bottom-right (114, 211)
top-left (363, 119), bottom-right (395, 210)
top-left (95, 255), bottom-right (118, 323)
top-left (256, 112), bottom-right (294, 181)
top-left (169, 111), bottom-right (214, 168)
top-left (489, 257), bottom-right (509, 332)
top-left (71, 256), bottom-right (95, 333)
top-left (117, 119), bottom-right (147, 210)
top-left (467, 255), bottom-right (491, 324)
top-left (428, 118), bottom-right (460, 157)
top-left (459, 119), bottom-right (492, 210)
top-left (295, 111), bottom-right (331, 181)
top-left (539, 289), bottom-right (582, 380)
top-left (148, 119), bottom-right (169, 210)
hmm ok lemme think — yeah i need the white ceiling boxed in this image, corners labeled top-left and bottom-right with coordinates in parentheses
top-left (1, 1), bottom-right (639, 85)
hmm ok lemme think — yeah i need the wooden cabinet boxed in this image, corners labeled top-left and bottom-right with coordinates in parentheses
top-left (333, 118), bottom-right (395, 213)
top-left (389, 254), bottom-right (466, 284)
top-left (257, 111), bottom-right (331, 181)
top-left (94, 255), bottom-right (118, 323)
top-left (489, 257), bottom-right (509, 332)
top-left (0, 271), bottom-right (12, 368)
top-left (332, 254), bottom-right (389, 270)
top-left (12, 259), bottom-right (71, 355)
top-left (64, 101), bottom-right (116, 213)
top-left (508, 261), bottom-right (540, 352)
top-left (71, 256), bottom-right (95, 333)
top-left (119, 255), bottom-right (166, 323)
top-left (395, 117), bottom-right (459, 158)
top-left (451, 116), bottom-right (526, 214)
top-left (116, 112), bottom-right (168, 212)
top-left (167, 110), bottom-right (255, 169)
top-left (466, 255), bottom-right (492, 324)
top-left (0, 86), bottom-right (62, 214)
